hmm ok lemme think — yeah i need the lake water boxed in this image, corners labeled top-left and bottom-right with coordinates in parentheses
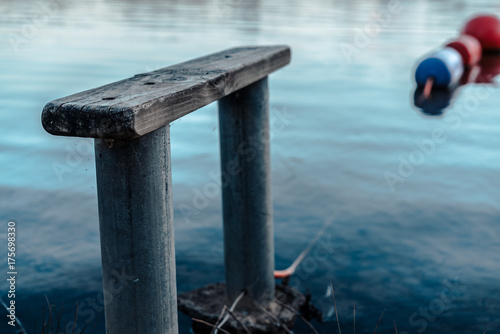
top-left (1, 0), bottom-right (499, 333)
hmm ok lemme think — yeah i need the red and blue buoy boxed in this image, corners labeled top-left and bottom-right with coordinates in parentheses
top-left (414, 14), bottom-right (500, 101)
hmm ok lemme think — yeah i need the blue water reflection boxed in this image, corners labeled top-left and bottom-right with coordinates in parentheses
top-left (1, 0), bottom-right (499, 333)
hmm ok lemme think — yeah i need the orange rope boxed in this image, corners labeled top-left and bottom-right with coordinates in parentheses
top-left (423, 76), bottom-right (434, 99)
top-left (273, 218), bottom-right (333, 278)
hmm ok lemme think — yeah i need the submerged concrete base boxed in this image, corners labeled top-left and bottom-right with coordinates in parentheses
top-left (178, 283), bottom-right (306, 333)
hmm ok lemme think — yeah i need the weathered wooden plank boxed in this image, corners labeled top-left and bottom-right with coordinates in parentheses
top-left (42, 45), bottom-right (291, 139)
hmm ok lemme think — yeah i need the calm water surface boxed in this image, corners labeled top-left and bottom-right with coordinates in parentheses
top-left (1, 0), bottom-right (499, 333)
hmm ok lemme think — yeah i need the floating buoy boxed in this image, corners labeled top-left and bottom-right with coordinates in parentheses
top-left (462, 15), bottom-right (500, 52)
top-left (412, 14), bottom-right (500, 111)
top-left (446, 35), bottom-right (482, 66)
top-left (415, 47), bottom-right (464, 88)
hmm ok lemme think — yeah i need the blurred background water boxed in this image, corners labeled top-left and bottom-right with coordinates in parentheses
top-left (1, 0), bottom-right (499, 333)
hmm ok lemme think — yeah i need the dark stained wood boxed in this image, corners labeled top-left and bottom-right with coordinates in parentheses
top-left (42, 45), bottom-right (291, 139)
